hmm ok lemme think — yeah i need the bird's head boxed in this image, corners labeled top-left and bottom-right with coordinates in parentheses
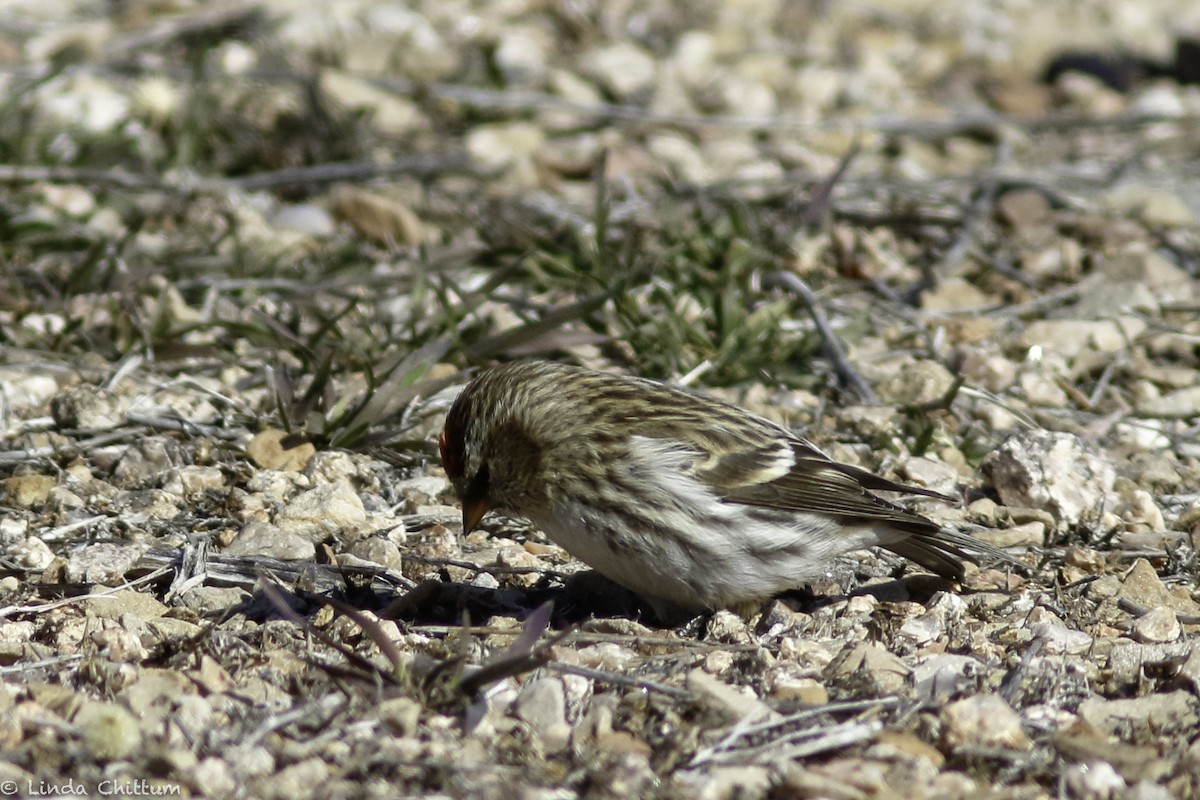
top-left (439, 372), bottom-right (546, 533)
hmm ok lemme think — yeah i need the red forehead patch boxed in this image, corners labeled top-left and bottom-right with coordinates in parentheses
top-left (439, 416), bottom-right (466, 479)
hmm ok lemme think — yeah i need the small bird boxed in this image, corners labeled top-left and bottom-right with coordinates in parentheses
top-left (439, 361), bottom-right (1008, 615)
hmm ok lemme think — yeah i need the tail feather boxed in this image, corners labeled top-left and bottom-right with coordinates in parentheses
top-left (884, 527), bottom-right (1024, 580)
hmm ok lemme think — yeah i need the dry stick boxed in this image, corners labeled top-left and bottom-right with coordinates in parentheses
top-left (1118, 597), bottom-right (1200, 626)
top-left (930, 178), bottom-right (1000, 282)
top-left (0, 566), bottom-right (173, 619)
top-left (0, 653), bottom-right (86, 676)
top-left (364, 73), bottom-right (1195, 138)
top-left (545, 661), bottom-right (693, 701)
top-left (768, 272), bottom-right (877, 404)
top-left (795, 140), bottom-right (860, 229)
top-left (123, 411), bottom-right (242, 440)
top-left (243, 693), bottom-right (348, 748)
top-left (402, 553), bottom-right (576, 581)
top-left (35, 514), bottom-right (108, 543)
top-left (408, 625), bottom-right (756, 652)
top-left (79, 56), bottom-right (1200, 137)
top-left (134, 547), bottom-right (417, 592)
top-left (165, 536), bottom-right (210, 602)
top-left (0, 154), bottom-right (476, 193)
top-left (689, 697), bottom-right (902, 767)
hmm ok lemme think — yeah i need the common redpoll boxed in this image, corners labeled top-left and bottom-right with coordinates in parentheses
top-left (439, 361), bottom-right (1008, 614)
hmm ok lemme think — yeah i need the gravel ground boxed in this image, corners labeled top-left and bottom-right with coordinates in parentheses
top-left (1, 1), bottom-right (1200, 798)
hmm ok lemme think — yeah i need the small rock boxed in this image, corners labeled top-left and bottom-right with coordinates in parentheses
top-left (1130, 607), bottom-right (1181, 644)
top-left (112, 438), bottom-right (180, 487)
top-left (347, 537), bottom-right (403, 571)
top-left (376, 696), bottom-right (422, 737)
top-left (192, 757), bottom-right (237, 799)
top-left (912, 654), bottom-right (981, 700)
top-left (74, 701), bottom-right (140, 760)
top-left (582, 42), bottom-right (657, 98)
top-left (47, 486), bottom-right (85, 511)
top-left (703, 650), bottom-right (735, 674)
top-left (995, 188), bottom-right (1051, 228)
top-left (1116, 489), bottom-right (1165, 531)
top-left (177, 586), bottom-right (251, 615)
top-left (874, 359), bottom-right (956, 406)
top-left (686, 669), bottom-right (776, 724)
top-left (305, 451), bottom-right (376, 488)
top-left (1018, 370), bottom-right (1069, 407)
top-left (494, 28), bottom-right (549, 84)
top-left (705, 610), bottom-right (751, 644)
top-left (1064, 761), bottom-right (1126, 800)
top-left (648, 134), bottom-right (712, 184)
top-left (224, 522), bottom-right (314, 560)
top-left (66, 543), bottom-right (147, 585)
top-left (110, 488), bottom-right (182, 520)
top-left (1124, 780), bottom-right (1175, 800)
top-left (331, 186), bottom-right (425, 245)
top-left (899, 457), bottom-right (958, 496)
top-left (161, 465), bottom-right (225, 497)
top-left (11, 537), bottom-right (55, 570)
top-left (319, 70), bottom-right (426, 135)
top-left (1097, 247), bottom-right (1194, 301)
top-left (1178, 648), bottom-right (1200, 695)
top-left (0, 366), bottom-right (62, 410)
top-left (1136, 385), bottom-right (1200, 419)
top-left (246, 429), bottom-right (315, 472)
top-left (275, 481), bottom-right (366, 541)
top-left (80, 589), bottom-right (167, 622)
top-left (50, 384), bottom-right (126, 430)
top-left (941, 694), bottom-right (1030, 750)
top-left (828, 642), bottom-right (910, 695)
top-left (3, 475), bottom-right (56, 508)
top-left (1064, 546), bottom-right (1106, 572)
top-left (1105, 185), bottom-right (1195, 228)
top-left (271, 204), bottom-right (336, 237)
top-left (515, 675), bottom-right (569, 749)
top-left (465, 122), bottom-right (546, 186)
top-left (693, 765), bottom-right (772, 800)
top-left (1072, 280), bottom-right (1159, 318)
top-left (1078, 691), bottom-right (1199, 738)
top-left (958, 346), bottom-right (1017, 392)
top-left (766, 673), bottom-right (828, 705)
top-left (920, 278), bottom-right (994, 313)
top-left (1031, 617), bottom-right (1094, 655)
top-left (980, 431), bottom-right (1116, 528)
top-left (1118, 558), bottom-right (1200, 616)
top-left (572, 643), bottom-right (637, 671)
top-left (899, 610), bottom-right (944, 645)
top-left (261, 757), bottom-right (329, 800)
top-left (1021, 318), bottom-right (1147, 358)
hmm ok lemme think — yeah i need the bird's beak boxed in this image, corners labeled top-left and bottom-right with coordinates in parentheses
top-left (462, 494), bottom-right (490, 533)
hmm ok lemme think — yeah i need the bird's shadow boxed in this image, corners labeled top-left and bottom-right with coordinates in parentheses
top-left (373, 569), bottom-right (968, 630)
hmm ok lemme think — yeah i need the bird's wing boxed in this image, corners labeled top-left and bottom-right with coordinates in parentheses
top-left (689, 435), bottom-right (942, 532)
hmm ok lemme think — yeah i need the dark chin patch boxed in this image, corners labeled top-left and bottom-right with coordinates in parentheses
top-left (467, 461), bottom-right (491, 503)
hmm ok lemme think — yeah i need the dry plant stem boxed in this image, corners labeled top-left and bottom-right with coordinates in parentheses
top-left (795, 141), bottom-right (860, 228)
top-left (931, 179), bottom-right (1000, 281)
top-left (768, 271), bottom-right (878, 403)
top-left (1118, 596), bottom-right (1200, 626)
top-left (690, 697), bottom-right (902, 767)
top-left (546, 661), bottom-right (694, 700)
top-left (0, 566), bottom-right (173, 619)
top-left (134, 547), bottom-right (417, 592)
top-left (0, 154), bottom-right (475, 193)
